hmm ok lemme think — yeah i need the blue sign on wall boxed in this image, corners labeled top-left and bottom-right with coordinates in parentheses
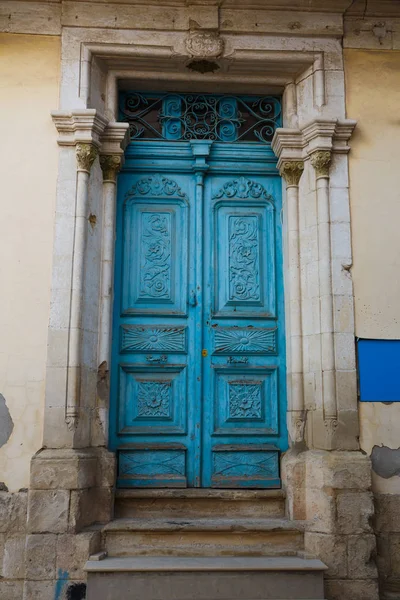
top-left (358, 339), bottom-right (400, 402)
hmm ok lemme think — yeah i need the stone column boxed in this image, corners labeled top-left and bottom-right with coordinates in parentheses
top-left (310, 150), bottom-right (337, 443)
top-left (66, 142), bottom-right (98, 431)
top-left (280, 161), bottom-right (305, 445)
top-left (49, 109), bottom-right (107, 445)
top-left (95, 123), bottom-right (129, 446)
top-left (98, 155), bottom-right (121, 367)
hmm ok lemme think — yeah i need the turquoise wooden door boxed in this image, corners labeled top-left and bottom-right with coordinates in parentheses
top-left (110, 93), bottom-right (287, 488)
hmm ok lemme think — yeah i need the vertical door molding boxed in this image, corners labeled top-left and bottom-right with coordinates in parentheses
top-left (97, 123), bottom-right (130, 444)
top-left (273, 119), bottom-right (357, 450)
top-left (48, 110), bottom-right (107, 444)
top-left (272, 130), bottom-right (305, 445)
top-left (310, 149), bottom-right (337, 442)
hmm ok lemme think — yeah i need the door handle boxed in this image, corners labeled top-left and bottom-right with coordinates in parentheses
top-left (188, 290), bottom-right (197, 307)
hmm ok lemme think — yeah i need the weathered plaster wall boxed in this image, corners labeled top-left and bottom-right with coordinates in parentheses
top-left (345, 49), bottom-right (400, 340)
top-left (344, 49), bottom-right (400, 491)
top-left (345, 50), bottom-right (400, 598)
top-left (0, 33), bottom-right (60, 492)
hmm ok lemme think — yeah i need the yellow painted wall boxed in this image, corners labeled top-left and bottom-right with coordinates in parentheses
top-left (0, 34), bottom-right (60, 491)
top-left (345, 49), bottom-right (400, 340)
top-left (345, 49), bottom-right (400, 494)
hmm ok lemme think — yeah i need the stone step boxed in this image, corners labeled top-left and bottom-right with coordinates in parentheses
top-left (115, 489), bottom-right (286, 519)
top-left (103, 518), bottom-right (304, 557)
top-left (85, 556), bottom-right (327, 600)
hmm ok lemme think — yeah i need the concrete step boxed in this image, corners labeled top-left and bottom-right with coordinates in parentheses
top-left (85, 556), bottom-right (327, 600)
top-left (115, 489), bottom-right (286, 519)
top-left (103, 518), bottom-right (304, 557)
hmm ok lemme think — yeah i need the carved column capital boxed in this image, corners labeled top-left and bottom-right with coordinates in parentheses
top-left (310, 150), bottom-right (331, 178)
top-left (100, 154), bottom-right (122, 183)
top-left (76, 143), bottom-right (98, 173)
top-left (280, 161), bottom-right (304, 187)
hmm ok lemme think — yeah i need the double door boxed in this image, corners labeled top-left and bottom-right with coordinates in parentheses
top-left (110, 143), bottom-right (286, 488)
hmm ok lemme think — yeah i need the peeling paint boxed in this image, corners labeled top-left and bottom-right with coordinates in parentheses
top-left (371, 445), bottom-right (400, 479)
top-left (0, 394), bottom-right (14, 448)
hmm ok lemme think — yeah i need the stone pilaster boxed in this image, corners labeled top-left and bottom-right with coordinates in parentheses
top-left (49, 110), bottom-right (107, 440)
top-left (94, 123), bottom-right (129, 447)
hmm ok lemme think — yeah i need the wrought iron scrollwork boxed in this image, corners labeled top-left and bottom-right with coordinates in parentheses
top-left (119, 92), bottom-right (281, 144)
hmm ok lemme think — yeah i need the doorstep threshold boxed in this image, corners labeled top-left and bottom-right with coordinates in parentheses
top-left (115, 488), bottom-right (286, 500)
top-left (85, 556), bottom-right (327, 573)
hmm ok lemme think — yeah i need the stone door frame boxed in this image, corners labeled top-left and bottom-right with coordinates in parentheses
top-left (47, 24), bottom-right (358, 460)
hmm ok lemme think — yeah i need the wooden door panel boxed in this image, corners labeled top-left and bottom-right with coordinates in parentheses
top-left (202, 174), bottom-right (285, 488)
top-left (213, 201), bottom-right (276, 318)
top-left (122, 198), bottom-right (188, 316)
top-left (111, 172), bottom-right (199, 488)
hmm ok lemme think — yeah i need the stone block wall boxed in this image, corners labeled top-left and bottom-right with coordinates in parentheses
top-left (0, 448), bottom-right (115, 600)
top-left (0, 490), bottom-right (28, 600)
top-left (375, 494), bottom-right (400, 600)
top-left (283, 450), bottom-right (379, 600)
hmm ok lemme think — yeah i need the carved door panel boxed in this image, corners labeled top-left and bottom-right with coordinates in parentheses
top-left (111, 172), bottom-right (201, 487)
top-left (110, 88), bottom-right (287, 488)
top-left (201, 174), bottom-right (286, 488)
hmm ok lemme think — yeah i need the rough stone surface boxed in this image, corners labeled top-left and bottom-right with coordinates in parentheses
top-left (28, 489), bottom-right (70, 533)
top-left (305, 488), bottom-right (337, 533)
top-left (348, 534), bottom-right (378, 579)
top-left (307, 451), bottom-right (372, 490)
top-left (0, 580), bottom-right (24, 600)
top-left (0, 491), bottom-right (28, 533)
top-left (336, 490), bottom-right (374, 534)
top-left (3, 534), bottom-right (26, 579)
top-left (390, 534), bottom-right (400, 577)
top-left (56, 531), bottom-right (101, 580)
top-left (96, 449), bottom-right (116, 488)
top-left (375, 494), bottom-right (400, 533)
top-left (23, 580), bottom-right (55, 600)
top-left (281, 451), bottom-right (307, 521)
top-left (325, 578), bottom-right (379, 600)
top-left (304, 532), bottom-right (347, 579)
top-left (30, 453), bottom-right (97, 490)
top-left (69, 487), bottom-right (112, 533)
top-left (25, 534), bottom-right (56, 580)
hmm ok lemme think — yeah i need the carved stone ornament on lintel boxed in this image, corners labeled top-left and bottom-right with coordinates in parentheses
top-left (185, 31), bottom-right (224, 58)
top-left (280, 161), bottom-right (304, 187)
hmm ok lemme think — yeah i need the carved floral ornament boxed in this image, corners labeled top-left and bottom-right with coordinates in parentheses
top-left (185, 31), bottom-right (224, 58)
top-left (310, 150), bottom-right (332, 178)
top-left (76, 143), bottom-right (98, 173)
top-left (279, 161), bottom-right (304, 187)
top-left (100, 154), bottom-right (122, 182)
